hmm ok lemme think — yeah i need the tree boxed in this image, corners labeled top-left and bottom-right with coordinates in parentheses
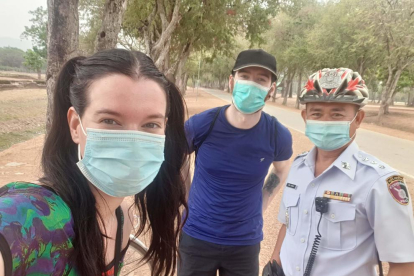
top-left (21, 6), bottom-right (48, 58)
top-left (46, 0), bottom-right (79, 130)
top-left (362, 0), bottom-right (414, 122)
top-left (94, 0), bottom-right (129, 52)
top-left (23, 49), bottom-right (44, 79)
top-left (306, 0), bottom-right (381, 75)
top-left (266, 3), bottom-right (320, 106)
top-left (0, 47), bottom-right (25, 68)
top-left (123, 0), bottom-right (279, 92)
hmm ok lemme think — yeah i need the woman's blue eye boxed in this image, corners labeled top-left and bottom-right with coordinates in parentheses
top-left (103, 119), bottom-right (118, 125)
top-left (145, 123), bottom-right (160, 129)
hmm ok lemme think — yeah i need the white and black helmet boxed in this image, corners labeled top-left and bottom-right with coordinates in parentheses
top-left (299, 68), bottom-right (369, 106)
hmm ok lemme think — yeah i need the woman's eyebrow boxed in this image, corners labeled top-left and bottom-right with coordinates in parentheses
top-left (94, 109), bottom-right (122, 116)
top-left (146, 113), bottom-right (166, 120)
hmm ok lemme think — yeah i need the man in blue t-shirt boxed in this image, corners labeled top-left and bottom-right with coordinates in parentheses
top-left (178, 49), bottom-right (293, 276)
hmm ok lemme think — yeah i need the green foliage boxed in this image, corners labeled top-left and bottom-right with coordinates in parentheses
top-left (396, 69), bottom-right (414, 92)
top-left (0, 47), bottom-right (25, 68)
top-left (78, 0), bottom-right (414, 102)
top-left (79, 0), bottom-right (106, 54)
top-left (23, 49), bottom-right (44, 72)
top-left (21, 6), bottom-right (47, 58)
top-left (123, 0), bottom-right (279, 62)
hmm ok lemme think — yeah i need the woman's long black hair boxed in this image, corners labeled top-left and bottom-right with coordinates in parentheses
top-left (40, 49), bottom-right (188, 275)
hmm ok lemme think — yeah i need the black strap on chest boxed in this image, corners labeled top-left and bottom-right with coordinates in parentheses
top-left (113, 207), bottom-right (124, 276)
top-left (194, 106), bottom-right (279, 158)
top-left (194, 106), bottom-right (225, 157)
top-left (377, 251), bottom-right (384, 276)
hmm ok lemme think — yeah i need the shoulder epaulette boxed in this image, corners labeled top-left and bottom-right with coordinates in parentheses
top-left (294, 151), bottom-right (309, 161)
top-left (353, 151), bottom-right (395, 177)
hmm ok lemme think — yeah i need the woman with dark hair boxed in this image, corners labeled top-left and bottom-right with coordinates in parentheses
top-left (0, 49), bottom-right (188, 276)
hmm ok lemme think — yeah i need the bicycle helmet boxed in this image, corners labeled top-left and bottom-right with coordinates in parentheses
top-left (299, 68), bottom-right (369, 106)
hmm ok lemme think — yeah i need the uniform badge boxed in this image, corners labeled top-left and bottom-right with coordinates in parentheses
top-left (319, 70), bottom-right (342, 90)
top-left (386, 175), bottom-right (409, 206)
top-left (323, 190), bottom-right (352, 202)
top-left (341, 161), bottom-right (351, 170)
top-left (287, 183), bottom-right (297, 190)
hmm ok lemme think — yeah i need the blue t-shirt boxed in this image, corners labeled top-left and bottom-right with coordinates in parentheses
top-left (183, 105), bottom-right (293, 245)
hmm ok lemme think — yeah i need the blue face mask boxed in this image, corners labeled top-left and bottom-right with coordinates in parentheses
top-left (305, 113), bottom-right (358, 151)
top-left (76, 120), bottom-right (165, 197)
top-left (232, 80), bottom-right (270, 114)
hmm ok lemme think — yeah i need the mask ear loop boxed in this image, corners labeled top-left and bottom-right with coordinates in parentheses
top-left (349, 111), bottom-right (359, 140)
top-left (78, 115), bottom-right (87, 161)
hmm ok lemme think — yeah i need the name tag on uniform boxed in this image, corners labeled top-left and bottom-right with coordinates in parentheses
top-left (323, 190), bottom-right (352, 202)
top-left (286, 183), bottom-right (297, 190)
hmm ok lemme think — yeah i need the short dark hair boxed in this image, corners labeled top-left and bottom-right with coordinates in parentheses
top-left (232, 70), bottom-right (277, 84)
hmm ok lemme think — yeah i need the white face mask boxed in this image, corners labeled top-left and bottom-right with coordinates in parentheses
top-left (76, 117), bottom-right (165, 197)
top-left (232, 80), bottom-right (271, 114)
top-left (305, 112), bottom-right (358, 151)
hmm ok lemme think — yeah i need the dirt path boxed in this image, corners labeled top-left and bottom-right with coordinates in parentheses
top-left (0, 89), bottom-right (411, 275)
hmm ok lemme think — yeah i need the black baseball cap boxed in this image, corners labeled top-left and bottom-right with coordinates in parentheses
top-left (232, 49), bottom-right (277, 78)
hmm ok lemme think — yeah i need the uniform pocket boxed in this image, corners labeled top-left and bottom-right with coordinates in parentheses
top-left (320, 202), bottom-right (357, 251)
top-left (283, 193), bottom-right (300, 236)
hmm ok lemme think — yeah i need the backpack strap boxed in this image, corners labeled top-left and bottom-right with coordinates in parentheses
top-left (195, 106), bottom-right (225, 157)
top-left (272, 116), bottom-right (278, 139)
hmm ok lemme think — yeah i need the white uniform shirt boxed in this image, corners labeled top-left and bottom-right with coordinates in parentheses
top-left (278, 142), bottom-right (414, 276)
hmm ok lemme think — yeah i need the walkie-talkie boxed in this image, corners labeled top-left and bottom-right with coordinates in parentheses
top-left (303, 197), bottom-right (330, 276)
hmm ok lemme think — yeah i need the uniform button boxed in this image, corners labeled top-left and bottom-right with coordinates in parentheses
top-left (331, 213), bottom-right (336, 219)
top-left (304, 209), bottom-right (308, 214)
top-left (300, 238), bottom-right (305, 243)
top-left (311, 183), bottom-right (315, 187)
top-left (296, 266), bottom-right (301, 271)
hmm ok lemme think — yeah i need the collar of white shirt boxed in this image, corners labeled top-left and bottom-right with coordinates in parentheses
top-left (301, 141), bottom-right (359, 181)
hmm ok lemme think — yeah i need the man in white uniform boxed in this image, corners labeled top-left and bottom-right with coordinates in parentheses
top-left (264, 68), bottom-right (414, 276)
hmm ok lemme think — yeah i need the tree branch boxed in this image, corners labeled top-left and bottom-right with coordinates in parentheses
top-left (151, 0), bottom-right (181, 60)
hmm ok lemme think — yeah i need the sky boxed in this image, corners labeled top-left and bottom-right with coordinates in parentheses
top-left (0, 0), bottom-right (47, 50)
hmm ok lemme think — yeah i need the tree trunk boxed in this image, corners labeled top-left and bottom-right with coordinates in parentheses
top-left (274, 76), bottom-right (285, 102)
top-left (171, 41), bottom-right (192, 92)
top-left (149, 0), bottom-right (181, 73)
top-left (358, 57), bottom-right (366, 77)
top-left (377, 67), bottom-right (403, 122)
top-left (295, 71), bottom-right (302, 109)
top-left (46, 0), bottom-right (79, 131)
top-left (94, 0), bottom-right (128, 52)
top-left (409, 91), bottom-right (414, 107)
top-left (37, 67), bottom-right (41, 80)
top-left (283, 71), bottom-right (295, 106)
top-left (282, 77), bottom-right (290, 106)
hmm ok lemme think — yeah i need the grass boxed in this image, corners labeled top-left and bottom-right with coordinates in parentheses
top-left (0, 88), bottom-right (47, 151)
top-left (0, 125), bottom-right (45, 151)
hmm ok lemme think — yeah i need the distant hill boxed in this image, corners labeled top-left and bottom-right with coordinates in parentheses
top-left (0, 37), bottom-right (32, 51)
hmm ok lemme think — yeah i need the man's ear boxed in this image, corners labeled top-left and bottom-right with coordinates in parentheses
top-left (301, 108), bottom-right (307, 123)
top-left (229, 74), bottom-right (235, 93)
top-left (265, 82), bottom-right (277, 102)
top-left (67, 107), bottom-right (82, 144)
top-left (354, 109), bottom-right (365, 129)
